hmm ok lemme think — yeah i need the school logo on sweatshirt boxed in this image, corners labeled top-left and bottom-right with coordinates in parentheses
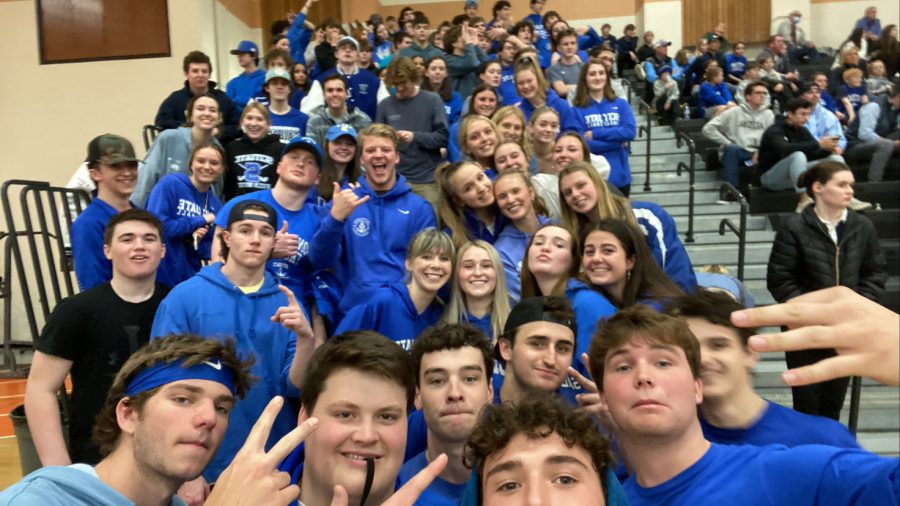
top-left (351, 217), bottom-right (371, 237)
top-left (583, 112), bottom-right (621, 128)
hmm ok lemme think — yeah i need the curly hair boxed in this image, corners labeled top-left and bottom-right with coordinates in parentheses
top-left (464, 393), bottom-right (613, 499)
top-left (92, 334), bottom-right (255, 456)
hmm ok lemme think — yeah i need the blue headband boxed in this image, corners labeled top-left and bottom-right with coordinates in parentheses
top-left (125, 358), bottom-right (237, 397)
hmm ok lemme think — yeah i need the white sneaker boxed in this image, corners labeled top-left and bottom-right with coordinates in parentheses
top-left (850, 197), bottom-right (873, 211)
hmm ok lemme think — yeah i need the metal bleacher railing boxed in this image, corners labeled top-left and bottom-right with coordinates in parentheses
top-left (142, 124), bottom-right (162, 152)
top-left (1, 180), bottom-right (90, 373)
top-left (716, 182), bottom-right (748, 282)
top-left (637, 98), bottom-right (652, 192)
top-left (673, 130), bottom-right (697, 244)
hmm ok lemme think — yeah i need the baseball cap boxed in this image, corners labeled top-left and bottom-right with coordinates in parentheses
top-left (465, 0), bottom-right (478, 7)
top-left (336, 36), bottom-right (360, 51)
top-left (282, 136), bottom-right (324, 166)
top-left (230, 40), bottom-right (259, 55)
top-left (226, 199), bottom-right (279, 230)
top-left (503, 296), bottom-right (577, 335)
top-left (85, 134), bottom-right (140, 166)
top-left (653, 39), bottom-right (672, 49)
top-left (265, 67), bottom-right (293, 87)
top-left (658, 65), bottom-right (672, 75)
top-left (326, 124), bottom-right (358, 143)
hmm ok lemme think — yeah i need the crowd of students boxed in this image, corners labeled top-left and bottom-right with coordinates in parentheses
top-left (4, 2), bottom-right (900, 505)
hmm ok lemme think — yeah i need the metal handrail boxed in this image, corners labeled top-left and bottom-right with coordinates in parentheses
top-left (637, 98), bottom-right (652, 191)
top-left (716, 183), bottom-right (748, 281)
top-left (621, 78), bottom-right (633, 105)
top-left (674, 130), bottom-right (696, 243)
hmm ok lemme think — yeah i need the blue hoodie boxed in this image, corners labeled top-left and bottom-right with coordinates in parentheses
top-left (286, 12), bottom-right (313, 66)
top-left (494, 215), bottom-right (553, 302)
top-left (150, 264), bottom-right (301, 482)
top-left (135, 127), bottom-right (224, 207)
top-left (498, 63), bottom-right (520, 105)
top-left (310, 175), bottom-right (436, 312)
top-left (146, 173), bottom-right (222, 288)
top-left (631, 201), bottom-right (698, 292)
top-left (226, 69), bottom-right (266, 109)
top-left (519, 92), bottom-right (579, 133)
top-left (444, 91), bottom-right (463, 124)
top-left (215, 189), bottom-right (325, 309)
top-left (71, 197), bottom-right (127, 291)
top-left (573, 96), bottom-right (637, 190)
top-left (525, 13), bottom-right (552, 68)
top-left (334, 282), bottom-right (443, 351)
top-left (699, 81), bottom-right (734, 109)
top-left (455, 207), bottom-right (510, 245)
top-left (565, 278), bottom-right (616, 393)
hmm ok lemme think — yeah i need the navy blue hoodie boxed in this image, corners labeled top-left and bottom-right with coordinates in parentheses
top-left (146, 173), bottom-right (222, 288)
top-left (150, 264), bottom-right (300, 481)
top-left (310, 175), bottom-right (436, 313)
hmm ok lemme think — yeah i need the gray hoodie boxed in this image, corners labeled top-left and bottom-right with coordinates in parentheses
top-left (133, 127), bottom-right (222, 207)
top-left (701, 102), bottom-right (775, 151)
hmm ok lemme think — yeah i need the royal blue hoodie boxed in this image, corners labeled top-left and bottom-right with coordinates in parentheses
top-left (150, 264), bottom-right (301, 482)
top-left (573, 96), bottom-right (637, 189)
top-left (226, 69), bottom-right (266, 109)
top-left (71, 197), bottom-right (128, 291)
top-left (494, 215), bottom-right (553, 302)
top-left (215, 189), bottom-right (325, 309)
top-left (519, 92), bottom-right (579, 133)
top-left (565, 278), bottom-right (616, 395)
top-left (310, 175), bottom-right (436, 313)
top-left (146, 173), bottom-right (222, 288)
top-left (699, 81), bottom-right (734, 110)
top-left (334, 282), bottom-right (443, 351)
top-left (631, 201), bottom-right (698, 292)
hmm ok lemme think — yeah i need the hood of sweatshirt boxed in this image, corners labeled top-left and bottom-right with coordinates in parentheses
top-left (355, 173), bottom-right (414, 201)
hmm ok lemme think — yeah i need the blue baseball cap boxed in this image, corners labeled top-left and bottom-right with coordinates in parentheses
top-left (282, 136), bottom-right (323, 167)
top-left (230, 40), bottom-right (259, 55)
top-left (326, 124), bottom-right (358, 143)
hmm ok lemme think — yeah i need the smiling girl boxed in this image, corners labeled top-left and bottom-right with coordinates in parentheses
top-left (224, 103), bottom-right (283, 200)
top-left (437, 161), bottom-right (509, 250)
top-left (444, 241), bottom-right (511, 340)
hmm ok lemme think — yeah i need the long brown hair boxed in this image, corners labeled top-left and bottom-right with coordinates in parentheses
top-left (580, 219), bottom-right (682, 307)
top-left (520, 223), bottom-right (579, 298)
top-left (573, 61), bottom-right (617, 108)
top-left (316, 136), bottom-right (362, 202)
top-left (558, 161), bottom-right (636, 236)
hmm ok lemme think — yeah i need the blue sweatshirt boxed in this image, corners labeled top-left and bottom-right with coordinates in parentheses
top-left (631, 201), bottom-right (698, 292)
top-left (145, 173), bottom-right (222, 288)
top-left (286, 12), bottom-right (313, 66)
top-left (446, 121), bottom-right (462, 163)
top-left (334, 282), bottom-right (443, 351)
top-left (444, 91), bottom-right (463, 124)
top-left (623, 443), bottom-right (900, 506)
top-left (725, 54), bottom-right (748, 80)
top-left (519, 92), bottom-right (579, 133)
top-left (398, 452), bottom-right (467, 506)
top-left (310, 175), bottom-right (436, 312)
top-left (135, 127), bottom-right (224, 207)
top-left (458, 206), bottom-right (510, 245)
top-left (226, 69), bottom-right (266, 109)
top-left (494, 215), bottom-right (552, 302)
top-left (267, 106), bottom-right (309, 143)
top-left (525, 13), bottom-right (552, 68)
top-left (701, 400), bottom-right (861, 449)
top-left (71, 198), bottom-right (125, 291)
top-left (566, 278), bottom-right (616, 398)
top-left (573, 96), bottom-right (637, 189)
top-left (699, 81), bottom-right (733, 109)
top-left (498, 63), bottom-right (520, 106)
top-left (150, 264), bottom-right (301, 481)
top-left (215, 189), bottom-right (324, 309)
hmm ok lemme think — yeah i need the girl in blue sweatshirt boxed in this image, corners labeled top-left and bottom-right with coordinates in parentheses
top-left (558, 162), bottom-right (698, 293)
top-left (578, 218), bottom-right (683, 311)
top-left (146, 142), bottom-right (225, 288)
top-left (514, 61), bottom-right (578, 132)
top-left (572, 60), bottom-right (637, 195)
top-left (421, 56), bottom-right (463, 124)
top-left (436, 161), bottom-right (509, 252)
top-left (458, 115), bottom-right (501, 174)
top-left (699, 66), bottom-right (735, 118)
top-left (443, 241), bottom-right (512, 341)
top-left (334, 229), bottom-right (453, 350)
top-left (519, 223), bottom-right (617, 404)
top-left (492, 170), bottom-right (554, 302)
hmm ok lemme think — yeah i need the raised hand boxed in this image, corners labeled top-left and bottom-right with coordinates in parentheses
top-left (330, 182), bottom-right (371, 222)
top-left (205, 397), bottom-right (320, 506)
top-left (273, 220), bottom-right (300, 259)
top-left (567, 353), bottom-right (618, 432)
top-left (271, 285), bottom-right (314, 340)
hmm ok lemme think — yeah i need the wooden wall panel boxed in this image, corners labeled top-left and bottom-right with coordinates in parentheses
top-left (682, 0), bottom-right (771, 46)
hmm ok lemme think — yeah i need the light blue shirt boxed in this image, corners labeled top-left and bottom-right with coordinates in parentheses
top-left (805, 104), bottom-right (847, 150)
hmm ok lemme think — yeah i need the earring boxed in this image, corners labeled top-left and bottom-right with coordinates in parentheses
top-left (626, 269), bottom-right (632, 281)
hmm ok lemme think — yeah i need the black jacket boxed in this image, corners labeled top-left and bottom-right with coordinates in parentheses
top-left (154, 80), bottom-right (242, 142)
top-left (758, 116), bottom-right (831, 170)
top-left (223, 134), bottom-right (283, 201)
top-left (767, 205), bottom-right (886, 303)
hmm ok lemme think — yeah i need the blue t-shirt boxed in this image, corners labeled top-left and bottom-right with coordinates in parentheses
top-left (838, 83), bottom-right (867, 116)
top-left (397, 451), bottom-right (468, 506)
top-left (623, 443), bottom-right (899, 506)
top-left (267, 106), bottom-right (309, 143)
top-left (725, 54), bottom-right (748, 79)
top-left (701, 400), bottom-right (860, 449)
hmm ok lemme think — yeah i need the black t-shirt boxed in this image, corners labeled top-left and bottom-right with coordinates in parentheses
top-left (35, 282), bottom-right (169, 463)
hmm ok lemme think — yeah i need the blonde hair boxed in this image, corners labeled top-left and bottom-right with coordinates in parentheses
top-left (514, 61), bottom-right (548, 105)
top-left (436, 161), bottom-right (494, 251)
top-left (358, 123), bottom-right (400, 150)
top-left (494, 169), bottom-right (550, 218)
top-left (407, 228), bottom-right (455, 261)
top-left (558, 161), bottom-right (636, 237)
top-left (443, 241), bottom-right (511, 341)
top-left (240, 102), bottom-right (271, 125)
top-left (492, 106), bottom-right (534, 159)
top-left (458, 115), bottom-right (502, 162)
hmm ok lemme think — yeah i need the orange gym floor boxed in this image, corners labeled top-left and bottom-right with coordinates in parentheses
top-left (0, 378), bottom-right (25, 490)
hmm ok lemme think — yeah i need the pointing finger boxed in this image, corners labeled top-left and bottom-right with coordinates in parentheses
top-left (278, 284), bottom-right (299, 308)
